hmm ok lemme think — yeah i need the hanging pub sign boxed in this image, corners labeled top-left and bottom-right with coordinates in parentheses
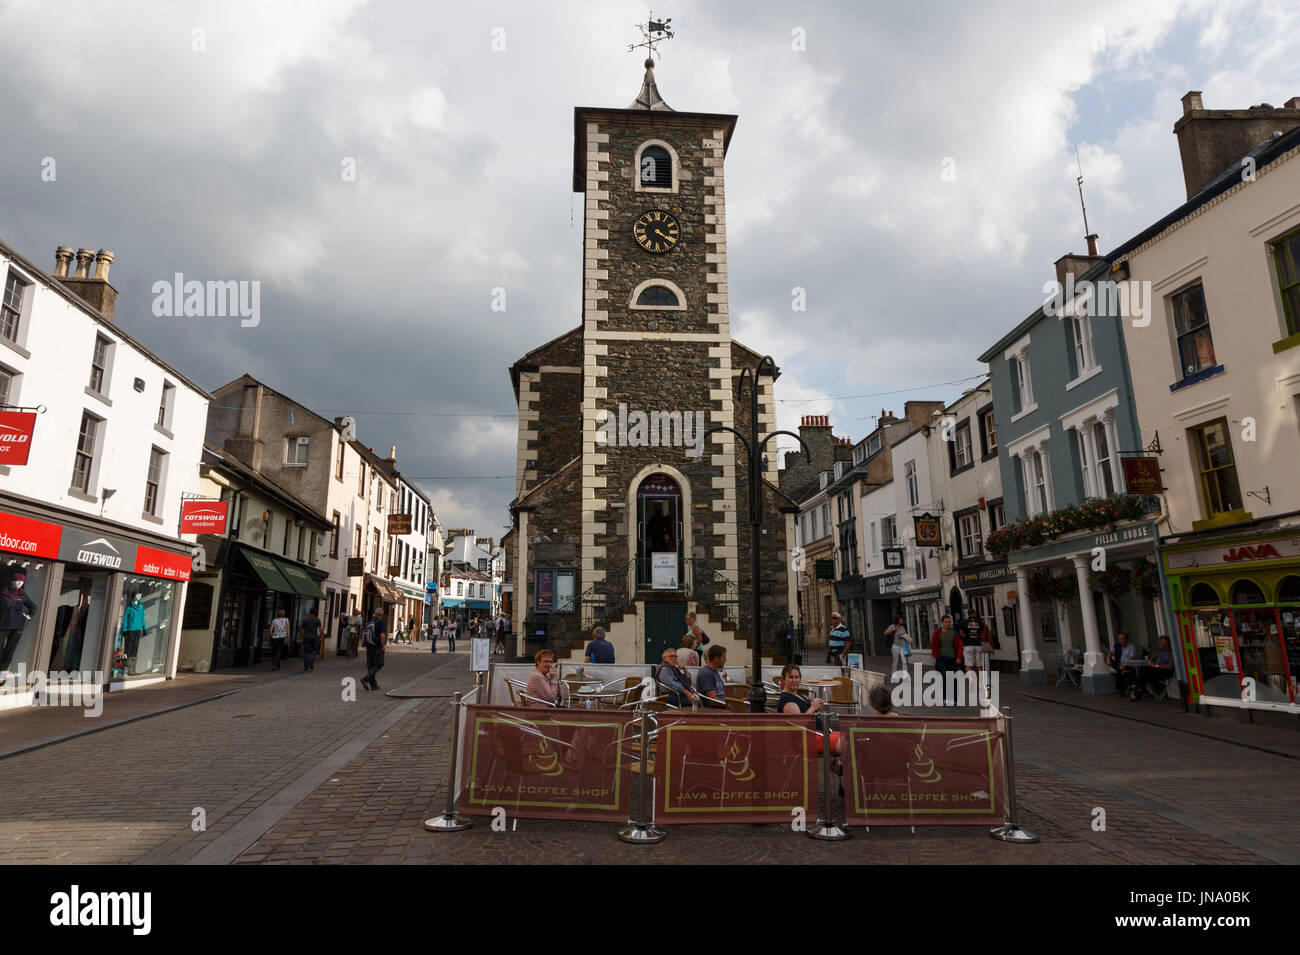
top-left (1121, 457), bottom-right (1163, 494)
top-left (914, 512), bottom-right (942, 547)
top-left (882, 547), bottom-right (905, 570)
top-left (0, 411), bottom-right (37, 466)
top-left (387, 513), bottom-right (412, 535)
top-left (815, 559), bottom-right (836, 580)
top-left (346, 557), bottom-right (365, 577)
top-left (180, 500), bottom-right (229, 534)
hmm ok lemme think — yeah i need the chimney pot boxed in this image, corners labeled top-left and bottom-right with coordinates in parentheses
top-left (1182, 90), bottom-right (1204, 115)
top-left (53, 246), bottom-right (74, 278)
top-left (73, 248), bottom-right (95, 279)
top-left (92, 249), bottom-right (114, 281)
top-left (1086, 233), bottom-right (1099, 256)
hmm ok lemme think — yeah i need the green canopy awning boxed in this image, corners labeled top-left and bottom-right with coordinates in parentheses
top-left (237, 546), bottom-right (293, 593)
top-left (275, 558), bottom-right (326, 599)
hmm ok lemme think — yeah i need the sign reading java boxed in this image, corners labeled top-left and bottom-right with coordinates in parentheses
top-left (180, 500), bottom-right (229, 534)
top-left (654, 713), bottom-right (816, 824)
top-left (840, 716), bottom-right (1005, 826)
top-left (1121, 456), bottom-right (1163, 494)
top-left (0, 411), bottom-right (36, 466)
top-left (459, 706), bottom-right (633, 822)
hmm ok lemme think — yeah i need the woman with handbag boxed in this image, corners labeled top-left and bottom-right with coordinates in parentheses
top-left (885, 616), bottom-right (911, 676)
top-left (684, 611), bottom-right (709, 657)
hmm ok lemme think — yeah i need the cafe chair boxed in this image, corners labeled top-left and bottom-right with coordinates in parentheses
top-left (1149, 674), bottom-right (1176, 703)
top-left (519, 691), bottom-right (558, 708)
top-left (505, 679), bottom-right (529, 708)
top-left (1055, 648), bottom-right (1082, 687)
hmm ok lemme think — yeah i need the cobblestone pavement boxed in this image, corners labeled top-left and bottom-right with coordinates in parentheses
top-left (0, 649), bottom-right (1293, 864)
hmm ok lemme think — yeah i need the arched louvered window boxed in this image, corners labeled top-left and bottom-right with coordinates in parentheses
top-left (639, 145), bottom-right (672, 189)
top-left (635, 285), bottom-right (679, 307)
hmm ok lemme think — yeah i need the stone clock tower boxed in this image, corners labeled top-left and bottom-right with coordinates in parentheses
top-left (508, 59), bottom-right (796, 664)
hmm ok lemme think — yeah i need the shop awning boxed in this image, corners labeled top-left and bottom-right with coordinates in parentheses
top-left (366, 575), bottom-right (403, 603)
top-left (275, 558), bottom-right (326, 599)
top-left (237, 546), bottom-right (294, 592)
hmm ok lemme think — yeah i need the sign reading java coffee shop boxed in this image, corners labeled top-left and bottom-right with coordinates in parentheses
top-left (0, 411), bottom-right (37, 466)
top-left (1166, 535), bottom-right (1300, 570)
top-left (387, 513), bottom-right (412, 535)
top-left (0, 509), bottom-right (62, 558)
top-left (1121, 457), bottom-right (1163, 494)
top-left (180, 500), bottom-right (229, 534)
top-left (913, 513), bottom-right (942, 547)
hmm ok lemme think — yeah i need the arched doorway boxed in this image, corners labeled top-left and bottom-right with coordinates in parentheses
top-left (636, 473), bottom-right (683, 589)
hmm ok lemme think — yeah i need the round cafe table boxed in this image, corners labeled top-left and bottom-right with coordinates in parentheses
top-left (803, 679), bottom-right (838, 701)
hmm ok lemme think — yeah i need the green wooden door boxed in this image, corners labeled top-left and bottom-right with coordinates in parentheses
top-left (645, 601), bottom-right (687, 664)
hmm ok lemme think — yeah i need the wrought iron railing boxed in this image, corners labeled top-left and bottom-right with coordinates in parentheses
top-left (578, 556), bottom-right (743, 631)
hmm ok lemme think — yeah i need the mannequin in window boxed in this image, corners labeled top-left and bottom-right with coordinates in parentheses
top-left (646, 501), bottom-right (675, 554)
top-left (121, 590), bottom-right (147, 673)
top-left (1, 571), bottom-right (37, 686)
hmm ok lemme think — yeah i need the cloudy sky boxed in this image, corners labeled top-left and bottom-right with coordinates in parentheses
top-left (2, 0), bottom-right (1297, 533)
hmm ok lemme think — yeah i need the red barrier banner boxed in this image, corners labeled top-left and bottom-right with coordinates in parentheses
top-left (458, 705), bottom-right (634, 822)
top-left (654, 713), bottom-right (816, 824)
top-left (840, 716), bottom-right (1005, 827)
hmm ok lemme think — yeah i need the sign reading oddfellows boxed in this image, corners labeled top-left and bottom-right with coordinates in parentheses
top-left (505, 54), bottom-right (796, 663)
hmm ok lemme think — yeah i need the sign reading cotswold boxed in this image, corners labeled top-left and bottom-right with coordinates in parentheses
top-left (0, 410), bottom-right (36, 466)
top-left (180, 500), bottom-right (229, 534)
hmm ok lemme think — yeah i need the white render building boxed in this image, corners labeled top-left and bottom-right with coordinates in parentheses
top-left (1, 242), bottom-right (208, 707)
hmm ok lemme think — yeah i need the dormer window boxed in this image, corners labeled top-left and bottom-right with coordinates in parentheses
top-left (819, 471), bottom-right (829, 490)
top-left (634, 140), bottom-right (679, 194)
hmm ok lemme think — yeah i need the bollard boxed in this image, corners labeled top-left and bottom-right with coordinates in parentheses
top-left (989, 707), bottom-right (1038, 844)
top-left (807, 706), bottom-right (850, 841)
top-left (619, 695), bottom-right (665, 844)
top-left (425, 690), bottom-right (473, 832)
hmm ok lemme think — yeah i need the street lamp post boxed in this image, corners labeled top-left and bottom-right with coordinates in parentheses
top-left (705, 355), bottom-right (810, 713)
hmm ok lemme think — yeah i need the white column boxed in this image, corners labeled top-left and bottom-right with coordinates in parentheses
top-left (1017, 453), bottom-right (1034, 516)
top-left (1102, 408), bottom-right (1121, 493)
top-left (1071, 553), bottom-right (1113, 693)
top-left (1080, 418), bottom-right (1100, 497)
top-left (1013, 566), bottom-right (1047, 683)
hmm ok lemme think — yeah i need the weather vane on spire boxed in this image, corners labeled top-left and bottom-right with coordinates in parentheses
top-left (628, 13), bottom-right (674, 61)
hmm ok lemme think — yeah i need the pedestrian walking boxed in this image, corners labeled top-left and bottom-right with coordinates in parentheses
top-left (930, 614), bottom-right (963, 704)
top-left (361, 609), bottom-right (387, 691)
top-left (268, 608), bottom-right (289, 670)
top-left (961, 609), bottom-right (993, 677)
top-left (493, 612), bottom-right (507, 655)
top-left (826, 612), bottom-right (850, 666)
top-left (336, 610), bottom-right (349, 655)
top-left (446, 617), bottom-right (458, 653)
top-left (301, 604), bottom-right (322, 671)
top-left (885, 615), bottom-right (911, 676)
top-left (347, 611), bottom-right (362, 657)
top-left (429, 617), bottom-right (440, 653)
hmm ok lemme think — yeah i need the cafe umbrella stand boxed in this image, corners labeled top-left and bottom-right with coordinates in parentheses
top-left (619, 678), bottom-right (664, 844)
top-left (425, 689), bottom-right (473, 832)
top-left (988, 707), bottom-right (1038, 844)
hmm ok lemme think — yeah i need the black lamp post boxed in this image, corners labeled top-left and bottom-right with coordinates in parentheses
top-left (705, 355), bottom-right (810, 713)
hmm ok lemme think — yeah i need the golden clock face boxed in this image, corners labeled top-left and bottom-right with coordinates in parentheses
top-left (633, 210), bottom-right (680, 254)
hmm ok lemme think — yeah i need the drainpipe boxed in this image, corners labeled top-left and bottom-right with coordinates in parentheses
top-left (1147, 494), bottom-right (1190, 711)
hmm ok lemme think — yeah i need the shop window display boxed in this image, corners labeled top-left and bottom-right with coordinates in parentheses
top-left (49, 573), bottom-right (109, 675)
top-left (1, 560), bottom-right (48, 688)
top-left (1279, 577), bottom-right (1300, 699)
top-left (113, 576), bottom-right (175, 679)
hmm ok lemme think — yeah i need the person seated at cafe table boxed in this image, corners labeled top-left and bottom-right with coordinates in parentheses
top-left (525, 649), bottom-right (562, 705)
top-left (1133, 636), bottom-right (1176, 700)
top-left (1106, 631), bottom-right (1137, 696)
top-left (868, 683), bottom-right (901, 717)
top-left (655, 647), bottom-right (700, 707)
top-left (696, 644), bottom-right (728, 704)
top-left (776, 664), bottom-right (846, 763)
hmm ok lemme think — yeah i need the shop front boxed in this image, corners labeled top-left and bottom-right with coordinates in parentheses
top-left (1163, 527), bottom-right (1300, 716)
top-left (364, 574), bottom-right (402, 631)
top-left (955, 563), bottom-right (1019, 668)
top-left (1009, 520), bottom-right (1165, 691)
top-left (861, 571), bottom-right (902, 655)
top-left (1, 501), bottom-right (193, 707)
top-left (208, 544), bottom-right (325, 670)
top-left (900, 586), bottom-right (943, 652)
top-left (833, 576), bottom-right (866, 655)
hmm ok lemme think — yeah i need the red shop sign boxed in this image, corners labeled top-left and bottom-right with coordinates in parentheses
top-left (134, 544), bottom-right (192, 582)
top-left (0, 509), bottom-right (62, 559)
top-left (180, 500), bottom-right (229, 534)
top-left (0, 411), bottom-right (37, 466)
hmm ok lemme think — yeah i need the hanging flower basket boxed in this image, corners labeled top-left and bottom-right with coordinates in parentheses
top-left (1052, 572), bottom-right (1079, 604)
top-left (1130, 558), bottom-right (1160, 600)
top-left (985, 495), bottom-right (1154, 561)
top-left (1089, 566), bottom-right (1133, 597)
top-left (1028, 568), bottom-right (1055, 603)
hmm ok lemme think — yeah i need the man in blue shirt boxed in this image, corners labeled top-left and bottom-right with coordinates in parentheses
top-left (697, 644), bottom-right (728, 704)
top-left (1136, 635), bottom-right (1177, 700)
top-left (826, 612), bottom-right (850, 666)
top-left (1106, 631), bottom-right (1136, 696)
top-left (584, 626), bottom-right (615, 664)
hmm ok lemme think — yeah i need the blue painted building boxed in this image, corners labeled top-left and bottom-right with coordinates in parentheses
top-left (979, 251), bottom-right (1165, 691)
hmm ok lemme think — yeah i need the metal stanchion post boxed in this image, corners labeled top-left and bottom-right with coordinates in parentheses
top-left (425, 690), bottom-right (473, 832)
top-left (807, 707), bottom-right (850, 841)
top-left (989, 707), bottom-right (1037, 844)
top-left (619, 694), bottom-right (664, 844)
